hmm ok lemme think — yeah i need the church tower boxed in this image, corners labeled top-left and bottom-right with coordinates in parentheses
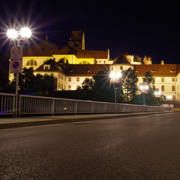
top-left (68, 31), bottom-right (85, 50)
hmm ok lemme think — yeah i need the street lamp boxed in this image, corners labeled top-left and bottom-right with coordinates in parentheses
top-left (7, 27), bottom-right (32, 116)
top-left (154, 91), bottom-right (161, 97)
top-left (109, 71), bottom-right (122, 103)
top-left (139, 84), bottom-right (149, 105)
top-left (7, 27), bottom-right (32, 95)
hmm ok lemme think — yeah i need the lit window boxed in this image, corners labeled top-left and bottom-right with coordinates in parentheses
top-left (68, 85), bottom-right (71, 90)
top-left (77, 77), bottom-right (80, 82)
top-left (68, 77), bottom-right (71, 82)
top-left (172, 78), bottom-right (175, 82)
top-left (161, 78), bottom-right (164, 82)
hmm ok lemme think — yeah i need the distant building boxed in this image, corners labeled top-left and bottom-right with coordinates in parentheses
top-left (9, 31), bottom-right (180, 101)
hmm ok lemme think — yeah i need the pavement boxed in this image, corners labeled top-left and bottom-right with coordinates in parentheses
top-left (0, 111), bottom-right (168, 129)
top-left (1, 112), bottom-right (180, 179)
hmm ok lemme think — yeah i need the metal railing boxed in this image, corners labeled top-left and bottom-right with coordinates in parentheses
top-left (0, 93), bottom-right (15, 115)
top-left (0, 92), bottom-right (172, 117)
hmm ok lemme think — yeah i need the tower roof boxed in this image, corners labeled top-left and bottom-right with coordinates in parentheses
top-left (113, 54), bottom-right (131, 64)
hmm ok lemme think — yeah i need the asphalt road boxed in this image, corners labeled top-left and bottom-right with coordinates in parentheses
top-left (0, 112), bottom-right (180, 179)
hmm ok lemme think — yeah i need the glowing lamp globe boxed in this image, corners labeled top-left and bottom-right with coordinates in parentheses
top-left (117, 72), bottom-right (122, 78)
top-left (20, 27), bottom-right (32, 38)
top-left (139, 85), bottom-right (144, 90)
top-left (144, 85), bottom-right (149, 90)
top-left (7, 29), bottom-right (18, 39)
top-left (110, 72), bottom-right (115, 79)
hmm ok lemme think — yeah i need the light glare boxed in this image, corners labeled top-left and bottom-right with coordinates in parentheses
top-left (117, 72), bottom-right (122, 78)
top-left (20, 27), bottom-right (32, 38)
top-left (144, 85), bottom-right (149, 90)
top-left (110, 72), bottom-right (115, 79)
top-left (7, 29), bottom-right (18, 39)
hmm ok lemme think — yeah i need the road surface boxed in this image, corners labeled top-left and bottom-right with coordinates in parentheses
top-left (0, 112), bottom-right (180, 179)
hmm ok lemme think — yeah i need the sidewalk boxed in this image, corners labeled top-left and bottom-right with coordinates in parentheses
top-left (0, 112), bottom-right (166, 129)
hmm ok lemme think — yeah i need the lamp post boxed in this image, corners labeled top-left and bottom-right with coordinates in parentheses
top-left (109, 71), bottom-right (122, 103)
top-left (7, 27), bottom-right (32, 116)
top-left (139, 84), bottom-right (149, 105)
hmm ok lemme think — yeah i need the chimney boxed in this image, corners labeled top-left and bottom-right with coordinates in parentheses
top-left (161, 60), bottom-right (164, 65)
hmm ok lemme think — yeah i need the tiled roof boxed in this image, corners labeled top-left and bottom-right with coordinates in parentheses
top-left (75, 50), bottom-right (108, 59)
top-left (35, 61), bottom-right (109, 76)
top-left (65, 64), bottom-right (109, 76)
top-left (35, 59), bottom-right (64, 73)
top-left (113, 54), bottom-right (131, 64)
top-left (54, 46), bottom-right (77, 55)
top-left (134, 64), bottom-right (180, 76)
top-left (23, 41), bottom-right (59, 56)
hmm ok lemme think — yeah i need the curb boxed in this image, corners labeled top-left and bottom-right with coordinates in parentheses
top-left (0, 112), bottom-right (167, 130)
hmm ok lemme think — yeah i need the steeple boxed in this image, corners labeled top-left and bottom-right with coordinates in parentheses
top-left (68, 30), bottom-right (85, 50)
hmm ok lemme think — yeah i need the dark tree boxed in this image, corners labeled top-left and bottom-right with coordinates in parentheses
top-left (9, 68), bottom-right (56, 95)
top-left (122, 68), bottom-right (138, 103)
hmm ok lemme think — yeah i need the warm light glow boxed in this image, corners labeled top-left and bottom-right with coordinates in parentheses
top-left (166, 95), bottom-right (172, 100)
top-left (117, 72), bottom-right (122, 78)
top-left (110, 72), bottom-right (122, 79)
top-left (20, 27), bottom-right (32, 38)
top-left (154, 91), bottom-right (161, 96)
top-left (7, 29), bottom-right (18, 39)
top-left (110, 72), bottom-right (115, 79)
top-left (144, 85), bottom-right (149, 90)
top-left (139, 85), bottom-right (144, 90)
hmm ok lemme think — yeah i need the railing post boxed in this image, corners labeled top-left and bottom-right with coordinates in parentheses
top-left (52, 99), bottom-right (55, 116)
top-left (75, 100), bottom-right (78, 114)
top-left (92, 102), bottom-right (94, 114)
top-left (18, 95), bottom-right (21, 117)
top-left (104, 103), bottom-right (106, 114)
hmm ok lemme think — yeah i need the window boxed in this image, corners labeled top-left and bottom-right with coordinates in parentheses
top-left (26, 60), bottom-right (37, 66)
top-left (161, 77), bottom-right (164, 82)
top-left (172, 78), bottom-right (175, 82)
top-left (68, 85), bottom-right (71, 90)
top-left (104, 61), bottom-right (105, 64)
top-left (153, 78), bottom-right (155, 83)
top-left (77, 77), bottom-right (80, 82)
top-left (44, 65), bottom-right (50, 70)
top-left (161, 85), bottom-right (165, 91)
top-left (120, 66), bottom-right (123, 70)
top-left (68, 77), bottom-right (71, 82)
top-left (99, 61), bottom-right (101, 63)
top-left (172, 85), bottom-right (175, 91)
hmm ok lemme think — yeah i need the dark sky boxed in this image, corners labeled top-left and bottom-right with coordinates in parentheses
top-left (0, 0), bottom-right (180, 64)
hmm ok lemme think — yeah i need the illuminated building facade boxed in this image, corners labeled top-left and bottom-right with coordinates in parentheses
top-left (9, 31), bottom-right (180, 101)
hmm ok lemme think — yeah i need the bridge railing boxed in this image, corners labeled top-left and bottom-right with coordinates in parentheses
top-left (0, 92), bottom-right (172, 117)
top-left (0, 93), bottom-right (15, 116)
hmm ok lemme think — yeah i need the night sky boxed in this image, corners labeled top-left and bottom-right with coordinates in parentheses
top-left (0, 0), bottom-right (180, 64)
